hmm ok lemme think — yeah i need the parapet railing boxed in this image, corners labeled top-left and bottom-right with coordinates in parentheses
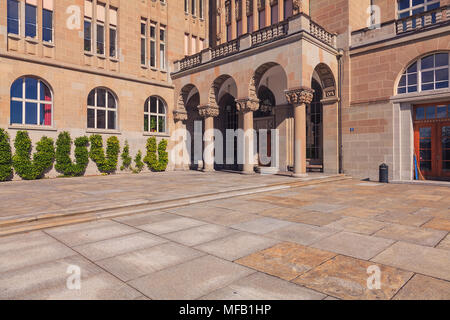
top-left (173, 13), bottom-right (337, 73)
top-left (396, 5), bottom-right (450, 34)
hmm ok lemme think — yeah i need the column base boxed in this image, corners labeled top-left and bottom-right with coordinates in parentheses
top-left (292, 173), bottom-right (308, 178)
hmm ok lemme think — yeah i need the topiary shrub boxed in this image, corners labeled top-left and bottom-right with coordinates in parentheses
top-left (89, 135), bottom-right (120, 174)
top-left (55, 132), bottom-right (89, 177)
top-left (132, 150), bottom-right (144, 174)
top-left (144, 137), bottom-right (168, 172)
top-left (0, 129), bottom-right (13, 181)
top-left (12, 131), bottom-right (55, 180)
top-left (120, 140), bottom-right (132, 171)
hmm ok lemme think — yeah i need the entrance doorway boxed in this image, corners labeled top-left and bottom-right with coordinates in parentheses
top-left (307, 79), bottom-right (324, 172)
top-left (413, 103), bottom-right (450, 180)
top-left (255, 86), bottom-right (275, 168)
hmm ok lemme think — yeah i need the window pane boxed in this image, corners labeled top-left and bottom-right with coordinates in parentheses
top-left (150, 97), bottom-right (157, 112)
top-left (422, 83), bottom-right (434, 91)
top-left (84, 21), bottom-right (92, 51)
top-left (421, 55), bottom-right (434, 69)
top-left (150, 115), bottom-right (157, 132)
top-left (11, 79), bottom-right (23, 98)
top-left (97, 109), bottom-right (106, 129)
top-left (87, 90), bottom-right (95, 106)
top-left (436, 81), bottom-right (449, 89)
top-left (109, 28), bottom-right (116, 57)
top-left (144, 100), bottom-right (149, 112)
top-left (25, 102), bottom-right (38, 125)
top-left (87, 108), bottom-right (95, 128)
top-left (7, 0), bottom-right (20, 35)
top-left (10, 100), bottom-right (22, 124)
top-left (40, 82), bottom-right (52, 101)
top-left (25, 4), bottom-right (37, 38)
top-left (158, 116), bottom-right (165, 133)
top-left (437, 106), bottom-right (447, 119)
top-left (40, 103), bottom-right (52, 125)
top-left (141, 38), bottom-right (146, 65)
top-left (158, 99), bottom-right (165, 113)
top-left (436, 69), bottom-right (449, 82)
top-left (97, 24), bottom-right (105, 54)
top-left (25, 78), bottom-right (38, 100)
top-left (408, 73), bottom-right (417, 85)
top-left (107, 93), bottom-right (116, 108)
top-left (144, 115), bottom-right (149, 131)
top-left (422, 70), bottom-right (434, 83)
top-left (436, 53), bottom-right (449, 67)
top-left (97, 89), bottom-right (106, 107)
top-left (43, 9), bottom-right (53, 42)
top-left (107, 110), bottom-right (116, 129)
top-left (426, 106), bottom-right (436, 119)
top-left (399, 75), bottom-right (406, 87)
top-left (420, 127), bottom-right (431, 138)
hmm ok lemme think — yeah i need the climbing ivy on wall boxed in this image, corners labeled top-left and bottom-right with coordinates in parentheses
top-left (55, 132), bottom-right (89, 177)
top-left (0, 129), bottom-right (13, 181)
top-left (12, 131), bottom-right (55, 180)
top-left (89, 135), bottom-right (120, 174)
top-left (144, 137), bottom-right (168, 172)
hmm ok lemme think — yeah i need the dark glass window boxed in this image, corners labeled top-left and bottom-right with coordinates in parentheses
top-left (7, 0), bottom-right (20, 35)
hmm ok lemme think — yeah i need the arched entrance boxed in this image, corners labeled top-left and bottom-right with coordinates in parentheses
top-left (307, 79), bottom-right (324, 171)
top-left (219, 93), bottom-right (239, 170)
top-left (255, 86), bottom-right (276, 167)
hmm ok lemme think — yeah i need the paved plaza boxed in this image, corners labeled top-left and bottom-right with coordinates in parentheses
top-left (0, 172), bottom-right (450, 300)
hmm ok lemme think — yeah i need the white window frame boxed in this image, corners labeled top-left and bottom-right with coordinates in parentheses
top-left (144, 97), bottom-right (167, 133)
top-left (10, 77), bottom-right (53, 127)
top-left (397, 52), bottom-right (450, 94)
top-left (87, 88), bottom-right (117, 130)
top-left (398, 0), bottom-right (440, 18)
top-left (159, 25), bottom-right (166, 70)
top-left (25, 1), bottom-right (38, 39)
top-left (150, 22), bottom-right (157, 68)
top-left (140, 20), bottom-right (147, 66)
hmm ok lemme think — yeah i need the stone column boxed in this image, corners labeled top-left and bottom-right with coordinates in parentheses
top-left (173, 110), bottom-right (188, 171)
top-left (198, 104), bottom-right (220, 172)
top-left (236, 98), bottom-right (260, 174)
top-left (285, 87), bottom-right (314, 178)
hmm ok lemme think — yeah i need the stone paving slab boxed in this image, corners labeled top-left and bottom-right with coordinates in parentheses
top-left (393, 274), bottom-right (450, 300)
top-left (294, 255), bottom-right (413, 300)
top-left (372, 242), bottom-right (450, 281)
top-left (422, 218), bottom-right (450, 232)
top-left (236, 242), bottom-right (336, 281)
top-left (137, 217), bottom-right (207, 235)
top-left (112, 211), bottom-right (176, 227)
top-left (374, 224), bottom-right (447, 247)
top-left (194, 232), bottom-right (280, 261)
top-left (437, 235), bottom-right (450, 251)
top-left (230, 218), bottom-right (293, 234)
top-left (44, 220), bottom-right (139, 247)
top-left (96, 242), bottom-right (205, 282)
top-left (325, 217), bottom-right (387, 235)
top-left (163, 224), bottom-right (239, 247)
top-left (259, 207), bottom-right (343, 226)
top-left (333, 207), bottom-right (384, 219)
top-left (266, 223), bottom-right (338, 246)
top-left (73, 232), bottom-right (168, 261)
top-left (127, 255), bottom-right (255, 300)
top-left (374, 211), bottom-right (432, 227)
top-left (311, 231), bottom-right (395, 260)
top-left (201, 272), bottom-right (326, 300)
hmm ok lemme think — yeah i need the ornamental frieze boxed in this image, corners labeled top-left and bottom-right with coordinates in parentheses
top-left (235, 98), bottom-right (260, 113)
top-left (284, 87), bottom-right (314, 105)
top-left (198, 104), bottom-right (220, 118)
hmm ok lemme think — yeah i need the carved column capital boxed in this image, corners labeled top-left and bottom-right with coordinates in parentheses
top-left (173, 110), bottom-right (188, 122)
top-left (198, 104), bottom-right (220, 118)
top-left (236, 98), bottom-right (260, 113)
top-left (285, 87), bottom-right (314, 105)
top-left (293, 0), bottom-right (302, 14)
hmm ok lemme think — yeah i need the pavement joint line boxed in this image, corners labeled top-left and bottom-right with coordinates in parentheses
top-left (0, 175), bottom-right (351, 236)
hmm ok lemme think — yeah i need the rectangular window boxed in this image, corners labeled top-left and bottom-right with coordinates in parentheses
top-left (140, 21), bottom-right (146, 65)
top-left (160, 26), bottom-right (166, 70)
top-left (109, 8), bottom-right (118, 57)
top-left (84, 0), bottom-right (93, 52)
top-left (259, 9), bottom-right (266, 30)
top-left (150, 23), bottom-right (156, 67)
top-left (237, 20), bottom-right (242, 37)
top-left (96, 4), bottom-right (106, 55)
top-left (42, 0), bottom-right (54, 42)
top-left (191, 0), bottom-right (196, 15)
top-left (184, 33), bottom-right (189, 56)
top-left (7, 0), bottom-right (20, 35)
top-left (226, 24), bottom-right (232, 42)
top-left (185, 0), bottom-right (189, 13)
top-left (248, 14), bottom-right (254, 33)
top-left (199, 0), bottom-right (204, 19)
top-left (191, 36), bottom-right (197, 54)
top-left (199, 38), bottom-right (204, 51)
top-left (271, 4), bottom-right (279, 25)
top-left (25, 1), bottom-right (37, 38)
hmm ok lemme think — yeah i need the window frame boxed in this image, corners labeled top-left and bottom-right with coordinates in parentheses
top-left (42, 7), bottom-right (54, 43)
top-left (7, 0), bottom-right (20, 36)
top-left (144, 96), bottom-right (167, 134)
top-left (10, 77), bottom-right (54, 127)
top-left (397, 52), bottom-right (450, 94)
top-left (159, 25), bottom-right (166, 71)
top-left (150, 22), bottom-right (157, 68)
top-left (25, 2), bottom-right (38, 39)
top-left (87, 88), bottom-right (118, 130)
top-left (397, 0), bottom-right (441, 18)
top-left (140, 20), bottom-right (147, 66)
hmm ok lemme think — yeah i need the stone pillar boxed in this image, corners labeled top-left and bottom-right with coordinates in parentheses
top-left (322, 97), bottom-right (339, 174)
top-left (198, 104), bottom-right (220, 172)
top-left (173, 110), bottom-right (188, 171)
top-left (285, 87), bottom-right (314, 178)
top-left (236, 98), bottom-right (260, 174)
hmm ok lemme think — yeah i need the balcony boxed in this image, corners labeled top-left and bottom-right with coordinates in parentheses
top-left (351, 5), bottom-right (450, 49)
top-left (173, 13), bottom-right (337, 74)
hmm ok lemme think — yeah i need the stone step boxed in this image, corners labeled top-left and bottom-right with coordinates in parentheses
top-left (0, 174), bottom-right (352, 237)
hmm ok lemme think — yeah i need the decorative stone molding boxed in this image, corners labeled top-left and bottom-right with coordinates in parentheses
top-left (236, 98), bottom-right (260, 112)
top-left (257, 0), bottom-right (265, 11)
top-left (225, 1), bottom-right (231, 25)
top-left (246, 0), bottom-right (253, 16)
top-left (198, 104), bottom-right (220, 118)
top-left (285, 87), bottom-right (314, 105)
top-left (235, 0), bottom-right (242, 21)
top-left (270, 0), bottom-right (278, 6)
top-left (173, 110), bottom-right (188, 122)
top-left (293, 0), bottom-right (302, 14)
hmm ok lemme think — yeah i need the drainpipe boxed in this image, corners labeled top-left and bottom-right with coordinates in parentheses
top-left (337, 49), bottom-right (344, 174)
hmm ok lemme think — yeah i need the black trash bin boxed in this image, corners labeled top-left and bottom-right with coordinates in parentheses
top-left (379, 163), bottom-right (389, 183)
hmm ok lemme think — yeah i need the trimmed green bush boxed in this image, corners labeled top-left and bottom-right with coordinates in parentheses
top-left (144, 137), bottom-right (168, 172)
top-left (132, 150), bottom-right (144, 174)
top-left (89, 135), bottom-right (120, 174)
top-left (55, 132), bottom-right (89, 177)
top-left (120, 140), bottom-right (132, 171)
top-left (0, 129), bottom-right (13, 181)
top-left (12, 131), bottom-right (55, 180)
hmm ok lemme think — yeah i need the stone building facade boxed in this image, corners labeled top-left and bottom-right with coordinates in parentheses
top-left (1, 0), bottom-right (450, 181)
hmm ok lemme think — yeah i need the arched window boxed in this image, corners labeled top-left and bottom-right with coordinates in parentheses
top-left (10, 77), bottom-right (53, 126)
top-left (144, 96), bottom-right (166, 133)
top-left (87, 88), bottom-right (117, 130)
top-left (397, 52), bottom-right (449, 94)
